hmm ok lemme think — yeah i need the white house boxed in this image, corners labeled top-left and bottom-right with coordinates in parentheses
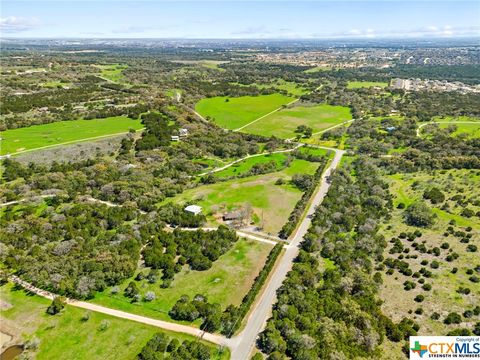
top-left (184, 205), bottom-right (202, 215)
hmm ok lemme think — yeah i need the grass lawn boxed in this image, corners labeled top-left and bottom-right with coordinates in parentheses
top-left (92, 238), bottom-right (273, 323)
top-left (231, 80), bottom-right (308, 97)
top-left (304, 66), bottom-right (330, 73)
top-left (40, 81), bottom-right (72, 89)
top-left (439, 123), bottom-right (480, 138)
top-left (241, 104), bottom-right (352, 138)
top-left (212, 153), bottom-right (290, 179)
top-left (1, 117), bottom-right (143, 155)
top-left (420, 116), bottom-right (480, 138)
top-left (195, 94), bottom-right (295, 130)
top-left (0, 283), bottom-right (228, 360)
top-left (172, 158), bottom-right (319, 233)
top-left (95, 64), bottom-right (128, 83)
top-left (379, 170), bottom-right (480, 336)
top-left (347, 81), bottom-right (388, 89)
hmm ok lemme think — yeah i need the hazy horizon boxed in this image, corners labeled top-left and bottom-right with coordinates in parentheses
top-left (1, 1), bottom-right (479, 39)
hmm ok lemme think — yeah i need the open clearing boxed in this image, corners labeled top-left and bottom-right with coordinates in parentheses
top-left (94, 64), bottom-right (128, 83)
top-left (379, 170), bottom-right (480, 335)
top-left (347, 81), bottom-right (388, 89)
top-left (211, 152), bottom-right (290, 179)
top-left (439, 123), bottom-right (480, 138)
top-left (0, 117), bottom-right (143, 155)
top-left (195, 94), bottom-right (295, 130)
top-left (92, 238), bottom-right (273, 324)
top-left (0, 283), bottom-right (227, 360)
top-left (173, 158), bottom-right (319, 233)
top-left (231, 80), bottom-right (309, 97)
top-left (240, 104), bottom-right (352, 138)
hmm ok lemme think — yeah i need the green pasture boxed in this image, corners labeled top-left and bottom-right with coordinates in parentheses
top-left (173, 158), bottom-right (319, 233)
top-left (304, 66), bottom-right (330, 73)
top-left (211, 152), bottom-right (290, 178)
top-left (0, 283), bottom-right (227, 360)
top-left (195, 94), bottom-right (295, 130)
top-left (347, 81), bottom-right (388, 89)
top-left (231, 80), bottom-right (308, 97)
top-left (95, 64), bottom-right (128, 83)
top-left (240, 104), bottom-right (352, 138)
top-left (1, 117), bottom-right (143, 155)
top-left (92, 238), bottom-right (273, 323)
top-left (439, 123), bottom-right (480, 138)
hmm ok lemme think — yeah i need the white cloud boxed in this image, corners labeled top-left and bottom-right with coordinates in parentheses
top-left (0, 16), bottom-right (40, 32)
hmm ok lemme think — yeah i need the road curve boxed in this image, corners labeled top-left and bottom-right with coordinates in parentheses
top-left (229, 148), bottom-right (345, 360)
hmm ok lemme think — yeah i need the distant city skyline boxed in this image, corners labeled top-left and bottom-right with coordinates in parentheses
top-left (1, 1), bottom-right (479, 39)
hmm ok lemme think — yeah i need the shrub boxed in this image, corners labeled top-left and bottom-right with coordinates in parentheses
top-left (423, 187), bottom-right (445, 204)
top-left (414, 295), bottom-right (425, 303)
top-left (46, 296), bottom-right (66, 315)
top-left (467, 245), bottom-right (478, 252)
top-left (145, 291), bottom-right (156, 302)
top-left (422, 283), bottom-right (432, 291)
top-left (431, 312), bottom-right (440, 320)
top-left (404, 202), bottom-right (435, 227)
top-left (444, 312), bottom-right (461, 325)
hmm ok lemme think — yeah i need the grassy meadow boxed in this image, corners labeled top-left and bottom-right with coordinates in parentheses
top-left (195, 94), bottom-right (295, 130)
top-left (0, 283), bottom-right (227, 360)
top-left (95, 64), bottom-right (128, 83)
top-left (347, 81), bottom-right (389, 89)
top-left (173, 158), bottom-right (319, 233)
top-left (379, 170), bottom-right (480, 335)
top-left (240, 104), bottom-right (352, 138)
top-left (0, 117), bottom-right (143, 155)
top-left (211, 153), bottom-right (290, 179)
top-left (92, 238), bottom-right (273, 323)
top-left (231, 80), bottom-right (309, 97)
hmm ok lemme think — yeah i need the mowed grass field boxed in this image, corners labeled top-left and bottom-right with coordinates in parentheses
top-left (379, 170), bottom-right (480, 336)
top-left (174, 158), bottom-right (319, 233)
top-left (0, 117), bottom-right (143, 155)
top-left (347, 81), bottom-right (388, 89)
top-left (0, 283), bottom-right (227, 360)
top-left (439, 123), bottom-right (480, 138)
top-left (211, 152), bottom-right (289, 178)
top-left (195, 94), bottom-right (295, 130)
top-left (240, 104), bottom-right (352, 138)
top-left (92, 238), bottom-right (273, 324)
top-left (231, 80), bottom-right (309, 97)
top-left (94, 64), bottom-right (128, 83)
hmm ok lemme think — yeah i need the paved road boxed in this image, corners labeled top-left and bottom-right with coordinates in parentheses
top-left (229, 148), bottom-right (345, 360)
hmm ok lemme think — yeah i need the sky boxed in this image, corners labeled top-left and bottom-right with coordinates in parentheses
top-left (1, 1), bottom-right (479, 39)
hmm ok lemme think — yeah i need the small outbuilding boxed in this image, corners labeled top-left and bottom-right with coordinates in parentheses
top-left (171, 135), bottom-right (180, 141)
top-left (223, 210), bottom-right (243, 221)
top-left (184, 205), bottom-right (202, 215)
